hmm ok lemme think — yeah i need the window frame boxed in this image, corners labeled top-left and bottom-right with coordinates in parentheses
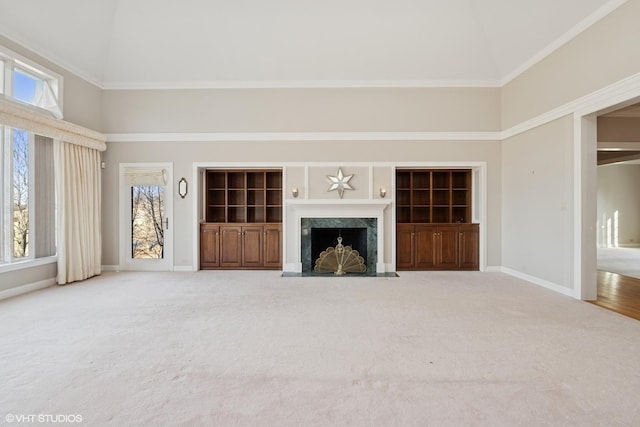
top-left (0, 45), bottom-right (64, 119)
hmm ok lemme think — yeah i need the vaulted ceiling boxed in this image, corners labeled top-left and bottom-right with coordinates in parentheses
top-left (0, 0), bottom-right (625, 88)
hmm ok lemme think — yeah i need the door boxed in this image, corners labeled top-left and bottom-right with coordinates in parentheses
top-left (220, 226), bottom-right (242, 267)
top-left (242, 226), bottom-right (263, 267)
top-left (120, 163), bottom-right (173, 271)
top-left (396, 224), bottom-right (415, 269)
top-left (263, 224), bottom-right (282, 268)
top-left (459, 224), bottom-right (479, 270)
top-left (200, 224), bottom-right (220, 268)
top-left (414, 224), bottom-right (437, 269)
top-left (437, 225), bottom-right (459, 269)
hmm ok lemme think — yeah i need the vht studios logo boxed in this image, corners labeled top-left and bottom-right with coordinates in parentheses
top-left (5, 413), bottom-right (83, 423)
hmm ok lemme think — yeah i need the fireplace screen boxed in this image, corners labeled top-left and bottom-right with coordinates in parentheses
top-left (314, 236), bottom-right (366, 275)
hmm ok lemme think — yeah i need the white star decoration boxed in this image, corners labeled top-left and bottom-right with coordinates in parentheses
top-left (327, 168), bottom-right (354, 198)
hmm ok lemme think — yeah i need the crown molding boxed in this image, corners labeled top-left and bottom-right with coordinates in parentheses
top-left (0, 27), bottom-right (104, 89)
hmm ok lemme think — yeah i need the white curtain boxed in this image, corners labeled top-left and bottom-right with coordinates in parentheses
top-left (54, 140), bottom-right (102, 285)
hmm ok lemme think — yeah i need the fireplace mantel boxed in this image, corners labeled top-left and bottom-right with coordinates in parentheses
top-left (284, 199), bottom-right (392, 273)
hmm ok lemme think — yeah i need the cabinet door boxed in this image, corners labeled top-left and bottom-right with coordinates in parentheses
top-left (437, 225), bottom-right (459, 269)
top-left (458, 224), bottom-right (479, 270)
top-left (241, 226), bottom-right (263, 267)
top-left (200, 225), bottom-right (220, 268)
top-left (220, 226), bottom-right (242, 267)
top-left (263, 224), bottom-right (282, 269)
top-left (414, 225), bottom-right (437, 269)
top-left (396, 224), bottom-right (415, 270)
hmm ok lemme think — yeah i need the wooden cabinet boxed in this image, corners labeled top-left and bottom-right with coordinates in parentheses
top-left (200, 224), bottom-right (220, 268)
top-left (396, 169), bottom-right (478, 271)
top-left (201, 169), bottom-right (282, 270)
top-left (201, 223), bottom-right (281, 270)
top-left (396, 224), bottom-right (479, 271)
top-left (458, 224), bottom-right (479, 270)
top-left (263, 225), bottom-right (283, 269)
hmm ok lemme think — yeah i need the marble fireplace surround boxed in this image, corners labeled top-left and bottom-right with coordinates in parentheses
top-left (301, 217), bottom-right (376, 275)
top-left (285, 200), bottom-right (391, 274)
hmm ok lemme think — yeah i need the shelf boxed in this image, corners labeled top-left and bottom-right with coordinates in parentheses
top-left (205, 169), bottom-right (282, 223)
top-left (396, 169), bottom-right (471, 224)
top-left (246, 172), bottom-right (265, 188)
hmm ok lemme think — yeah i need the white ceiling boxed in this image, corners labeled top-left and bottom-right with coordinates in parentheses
top-left (0, 0), bottom-right (626, 89)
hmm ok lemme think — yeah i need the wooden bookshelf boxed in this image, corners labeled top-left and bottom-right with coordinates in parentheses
top-left (202, 169), bottom-right (282, 270)
top-left (396, 169), bottom-right (471, 224)
top-left (204, 170), bottom-right (282, 223)
top-left (396, 169), bottom-right (478, 271)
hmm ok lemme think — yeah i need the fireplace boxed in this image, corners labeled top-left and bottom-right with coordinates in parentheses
top-left (301, 217), bottom-right (377, 275)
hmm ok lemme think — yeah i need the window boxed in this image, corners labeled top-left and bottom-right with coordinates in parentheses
top-left (0, 46), bottom-right (63, 119)
top-left (0, 126), bottom-right (56, 266)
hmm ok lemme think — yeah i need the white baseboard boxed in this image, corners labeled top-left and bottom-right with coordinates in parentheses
top-left (485, 266), bottom-right (503, 273)
top-left (0, 278), bottom-right (56, 301)
top-left (101, 265), bottom-right (119, 272)
top-left (499, 267), bottom-right (575, 298)
top-left (173, 266), bottom-right (194, 272)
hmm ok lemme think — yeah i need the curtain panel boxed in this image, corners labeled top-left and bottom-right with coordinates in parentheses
top-left (54, 140), bottom-right (102, 285)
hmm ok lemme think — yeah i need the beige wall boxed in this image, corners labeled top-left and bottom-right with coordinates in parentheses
top-left (102, 87), bottom-right (500, 133)
top-left (502, 0), bottom-right (640, 129)
top-left (597, 164), bottom-right (640, 247)
top-left (102, 140), bottom-right (502, 269)
top-left (502, 116), bottom-right (574, 288)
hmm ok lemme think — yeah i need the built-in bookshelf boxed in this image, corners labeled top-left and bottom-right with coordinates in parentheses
top-left (396, 169), bottom-right (471, 223)
top-left (205, 170), bottom-right (282, 223)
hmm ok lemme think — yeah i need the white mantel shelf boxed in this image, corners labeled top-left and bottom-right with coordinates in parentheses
top-left (285, 199), bottom-right (392, 205)
top-left (284, 198), bottom-right (392, 273)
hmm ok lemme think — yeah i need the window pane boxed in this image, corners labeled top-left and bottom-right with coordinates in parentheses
top-left (131, 186), bottom-right (164, 259)
top-left (13, 129), bottom-right (29, 258)
top-left (13, 68), bottom-right (39, 104)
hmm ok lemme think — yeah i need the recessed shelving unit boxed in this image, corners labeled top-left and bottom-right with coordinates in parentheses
top-left (204, 170), bottom-right (283, 223)
top-left (396, 169), bottom-right (471, 224)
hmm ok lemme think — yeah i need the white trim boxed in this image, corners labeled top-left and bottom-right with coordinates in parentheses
top-left (502, 72), bottom-right (640, 140)
top-left (106, 132), bottom-right (501, 143)
top-left (500, 267), bottom-right (576, 298)
top-left (0, 277), bottom-right (55, 301)
top-left (500, 0), bottom-right (628, 86)
top-left (598, 141), bottom-right (640, 150)
top-left (102, 79), bottom-right (502, 90)
top-left (0, 255), bottom-right (56, 274)
top-left (173, 266), bottom-right (194, 272)
top-left (484, 266), bottom-right (503, 273)
top-left (101, 265), bottom-right (119, 272)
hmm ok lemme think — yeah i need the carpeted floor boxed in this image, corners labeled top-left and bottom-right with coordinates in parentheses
top-left (1, 271), bottom-right (639, 426)
top-left (597, 247), bottom-right (640, 279)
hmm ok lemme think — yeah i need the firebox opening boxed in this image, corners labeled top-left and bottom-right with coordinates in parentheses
top-left (311, 228), bottom-right (368, 273)
top-left (301, 217), bottom-right (377, 276)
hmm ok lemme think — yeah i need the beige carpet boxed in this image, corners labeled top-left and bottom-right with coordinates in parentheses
top-left (1, 271), bottom-right (639, 426)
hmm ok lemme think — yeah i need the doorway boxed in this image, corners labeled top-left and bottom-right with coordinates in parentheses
top-left (119, 163), bottom-right (174, 271)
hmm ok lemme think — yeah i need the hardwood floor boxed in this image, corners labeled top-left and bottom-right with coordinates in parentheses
top-left (591, 270), bottom-right (640, 321)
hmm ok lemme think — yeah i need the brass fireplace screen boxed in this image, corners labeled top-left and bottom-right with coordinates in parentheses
top-left (313, 236), bottom-right (366, 275)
